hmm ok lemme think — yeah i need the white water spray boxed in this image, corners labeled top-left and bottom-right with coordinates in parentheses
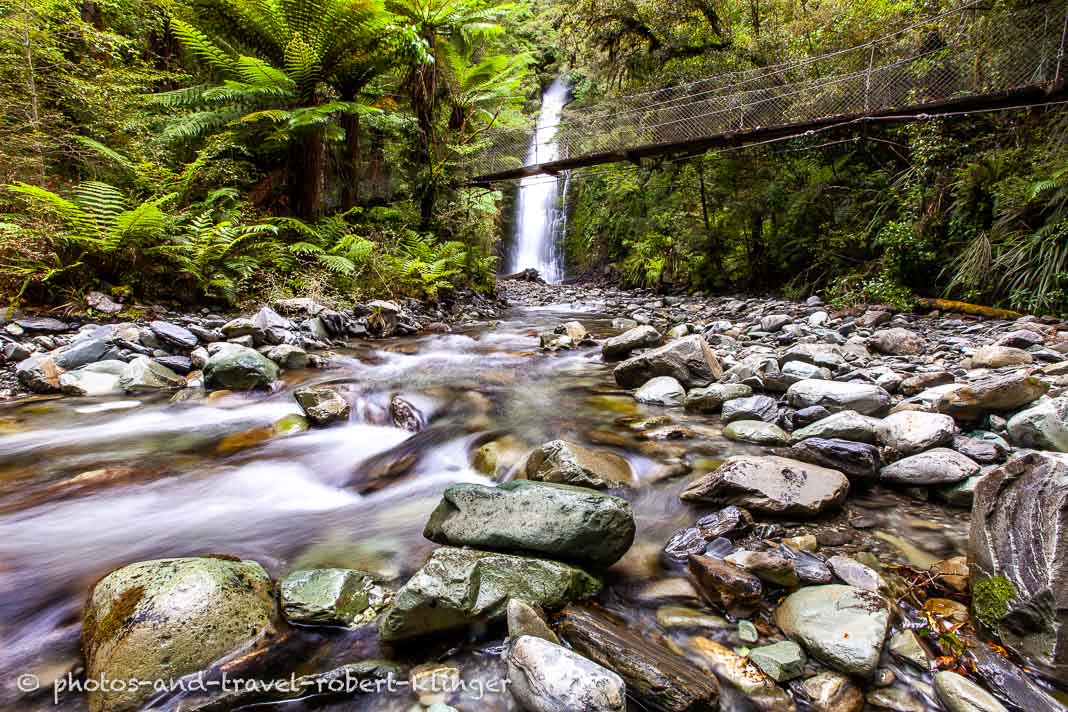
top-left (508, 78), bottom-right (569, 283)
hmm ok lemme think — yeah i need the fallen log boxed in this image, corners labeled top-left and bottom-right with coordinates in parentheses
top-left (915, 298), bottom-right (1022, 320)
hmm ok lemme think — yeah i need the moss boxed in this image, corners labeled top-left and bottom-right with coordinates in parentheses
top-left (88, 584), bottom-right (146, 653)
top-left (973, 575), bottom-right (1017, 629)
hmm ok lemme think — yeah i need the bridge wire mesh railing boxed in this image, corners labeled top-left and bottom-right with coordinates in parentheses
top-left (467, 2), bottom-right (1068, 180)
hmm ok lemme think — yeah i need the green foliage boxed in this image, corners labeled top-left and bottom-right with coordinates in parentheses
top-left (972, 575), bottom-right (1017, 630)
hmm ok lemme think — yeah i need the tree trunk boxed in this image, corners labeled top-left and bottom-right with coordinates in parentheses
top-left (20, 0), bottom-right (44, 182)
top-left (340, 112), bottom-right (361, 211)
top-left (288, 129), bottom-right (325, 219)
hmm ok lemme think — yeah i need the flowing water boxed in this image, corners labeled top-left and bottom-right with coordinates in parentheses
top-left (506, 79), bottom-right (570, 283)
top-left (0, 301), bottom-right (987, 711)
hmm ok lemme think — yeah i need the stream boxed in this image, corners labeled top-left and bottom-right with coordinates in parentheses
top-left (0, 296), bottom-right (991, 712)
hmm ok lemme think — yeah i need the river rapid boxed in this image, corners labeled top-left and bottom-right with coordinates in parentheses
top-left (0, 290), bottom-right (1051, 712)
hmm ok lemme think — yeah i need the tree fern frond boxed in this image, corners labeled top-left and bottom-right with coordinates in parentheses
top-left (171, 18), bottom-right (239, 77)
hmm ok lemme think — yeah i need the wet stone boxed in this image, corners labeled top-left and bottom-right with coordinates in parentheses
top-left (749, 641), bottom-right (806, 682)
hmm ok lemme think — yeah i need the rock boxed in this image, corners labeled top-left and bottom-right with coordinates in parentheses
top-left (786, 380), bottom-right (891, 416)
top-left (900, 371), bottom-right (955, 396)
top-left (781, 343), bottom-right (848, 370)
top-left (377, 548), bottom-right (600, 642)
top-left (876, 411), bottom-right (956, 456)
top-left (954, 432), bottom-right (1008, 464)
top-left (366, 300), bottom-right (403, 337)
top-left (16, 354), bottom-right (61, 393)
top-left (54, 338), bottom-right (109, 370)
top-left (507, 599), bottom-right (559, 643)
top-left (684, 383), bottom-right (753, 413)
top-left (866, 687), bottom-right (926, 712)
top-left (635, 376), bottom-right (686, 406)
top-left (888, 629), bottom-right (932, 670)
top-left (1006, 397), bottom-right (1068, 452)
top-left (294, 387), bottom-right (350, 426)
top-left (203, 344), bottom-right (279, 390)
top-left (267, 344), bottom-right (308, 369)
top-left (423, 481), bottom-right (635, 568)
top-left (558, 321), bottom-right (588, 342)
top-left (696, 506), bottom-right (753, 539)
top-left (2, 340), bottom-right (31, 362)
top-left (933, 671), bottom-right (1007, 712)
top-left (614, 334), bottom-right (722, 389)
top-left (760, 314), bottom-right (792, 333)
top-left (788, 438), bottom-right (881, 480)
top-left (969, 454), bottom-right (1068, 678)
top-left (541, 333), bottom-right (574, 351)
top-left (722, 395), bottom-right (779, 424)
top-left (119, 357), bottom-right (185, 392)
top-left (149, 320), bottom-right (198, 349)
top-left (724, 550), bottom-right (799, 588)
top-left (525, 440), bottom-right (636, 489)
top-left (857, 310), bottom-right (891, 329)
top-left (801, 672), bottom-right (864, 712)
top-left (221, 317), bottom-right (259, 339)
top-left (83, 557), bottom-right (279, 712)
top-left (274, 297), bottom-right (325, 316)
top-left (971, 345), bottom-right (1033, 369)
top-left (791, 410), bottom-right (882, 444)
top-left (15, 316), bottom-right (68, 333)
top-left (656, 606), bottom-right (730, 631)
top-left (827, 555), bottom-right (885, 592)
top-left (688, 555), bottom-right (763, 616)
top-left (723, 420), bottom-right (789, 446)
top-left (558, 605), bottom-right (719, 712)
top-left (389, 393), bottom-right (433, 431)
top-left (935, 373), bottom-right (1048, 419)
top-left (87, 291), bottom-right (123, 314)
top-left (280, 568), bottom-right (390, 627)
top-left (60, 367), bottom-right (123, 396)
top-left (603, 325), bottom-right (661, 361)
top-left (774, 585), bottom-right (890, 677)
top-left (682, 456), bottom-right (849, 517)
top-left (155, 354), bottom-right (193, 375)
top-left (688, 637), bottom-right (797, 712)
top-left (506, 635), bottom-right (626, 712)
top-left (749, 641), bottom-right (806, 681)
top-left (869, 328), bottom-right (926, 356)
top-left (880, 448), bottom-right (980, 485)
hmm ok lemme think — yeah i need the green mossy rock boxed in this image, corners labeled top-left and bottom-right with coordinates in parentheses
top-left (423, 481), bottom-right (635, 567)
top-left (377, 547), bottom-right (601, 642)
top-left (82, 557), bottom-right (280, 712)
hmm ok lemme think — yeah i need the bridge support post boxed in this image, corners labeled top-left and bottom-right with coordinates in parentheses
top-left (864, 43), bottom-right (876, 113)
top-left (1057, 6), bottom-right (1068, 84)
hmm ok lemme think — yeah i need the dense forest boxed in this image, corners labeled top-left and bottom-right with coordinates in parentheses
top-left (1, 0), bottom-right (1067, 313)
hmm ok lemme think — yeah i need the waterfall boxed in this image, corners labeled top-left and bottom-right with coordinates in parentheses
top-left (507, 78), bottom-right (569, 283)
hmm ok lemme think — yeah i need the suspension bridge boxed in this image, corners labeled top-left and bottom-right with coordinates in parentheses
top-left (466, 1), bottom-right (1068, 185)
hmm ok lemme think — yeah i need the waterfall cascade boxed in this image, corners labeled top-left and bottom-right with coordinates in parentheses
top-left (507, 78), bottom-right (569, 283)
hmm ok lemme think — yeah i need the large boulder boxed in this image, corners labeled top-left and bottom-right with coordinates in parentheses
top-left (932, 671), bottom-right (1008, 712)
top-left (788, 438), bottom-right (881, 480)
top-left (774, 585), bottom-right (890, 677)
top-left (506, 635), bottom-right (626, 712)
top-left (684, 383), bottom-right (753, 413)
top-left (721, 395), bottom-right (779, 424)
top-left (635, 376), bottom-right (686, 406)
top-left (1006, 398), bottom-right (1068, 452)
top-left (15, 354), bottom-right (62, 393)
top-left (423, 481), bottom-right (635, 568)
top-left (149, 321), bottom-right (198, 350)
top-left (602, 325), bottom-right (660, 361)
top-left (935, 373), bottom-right (1048, 420)
top-left (83, 557), bottom-right (280, 712)
top-left (613, 335), bottom-right (723, 389)
top-left (969, 454), bottom-right (1068, 679)
top-left (971, 345), bottom-right (1033, 369)
top-left (203, 344), bottom-right (280, 390)
top-left (524, 440), bottom-right (636, 489)
top-left (279, 568), bottom-right (390, 627)
top-left (876, 411), bottom-right (956, 456)
top-left (869, 328), bottom-right (926, 356)
top-left (377, 548), bottom-right (601, 642)
top-left (558, 605), bottom-right (719, 712)
top-left (294, 387), bottom-right (350, 426)
top-left (880, 448), bottom-right (980, 486)
top-left (681, 456), bottom-right (849, 517)
top-left (791, 410), bottom-right (882, 444)
top-left (119, 357), bottom-right (185, 392)
top-left (786, 380), bottom-right (891, 416)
